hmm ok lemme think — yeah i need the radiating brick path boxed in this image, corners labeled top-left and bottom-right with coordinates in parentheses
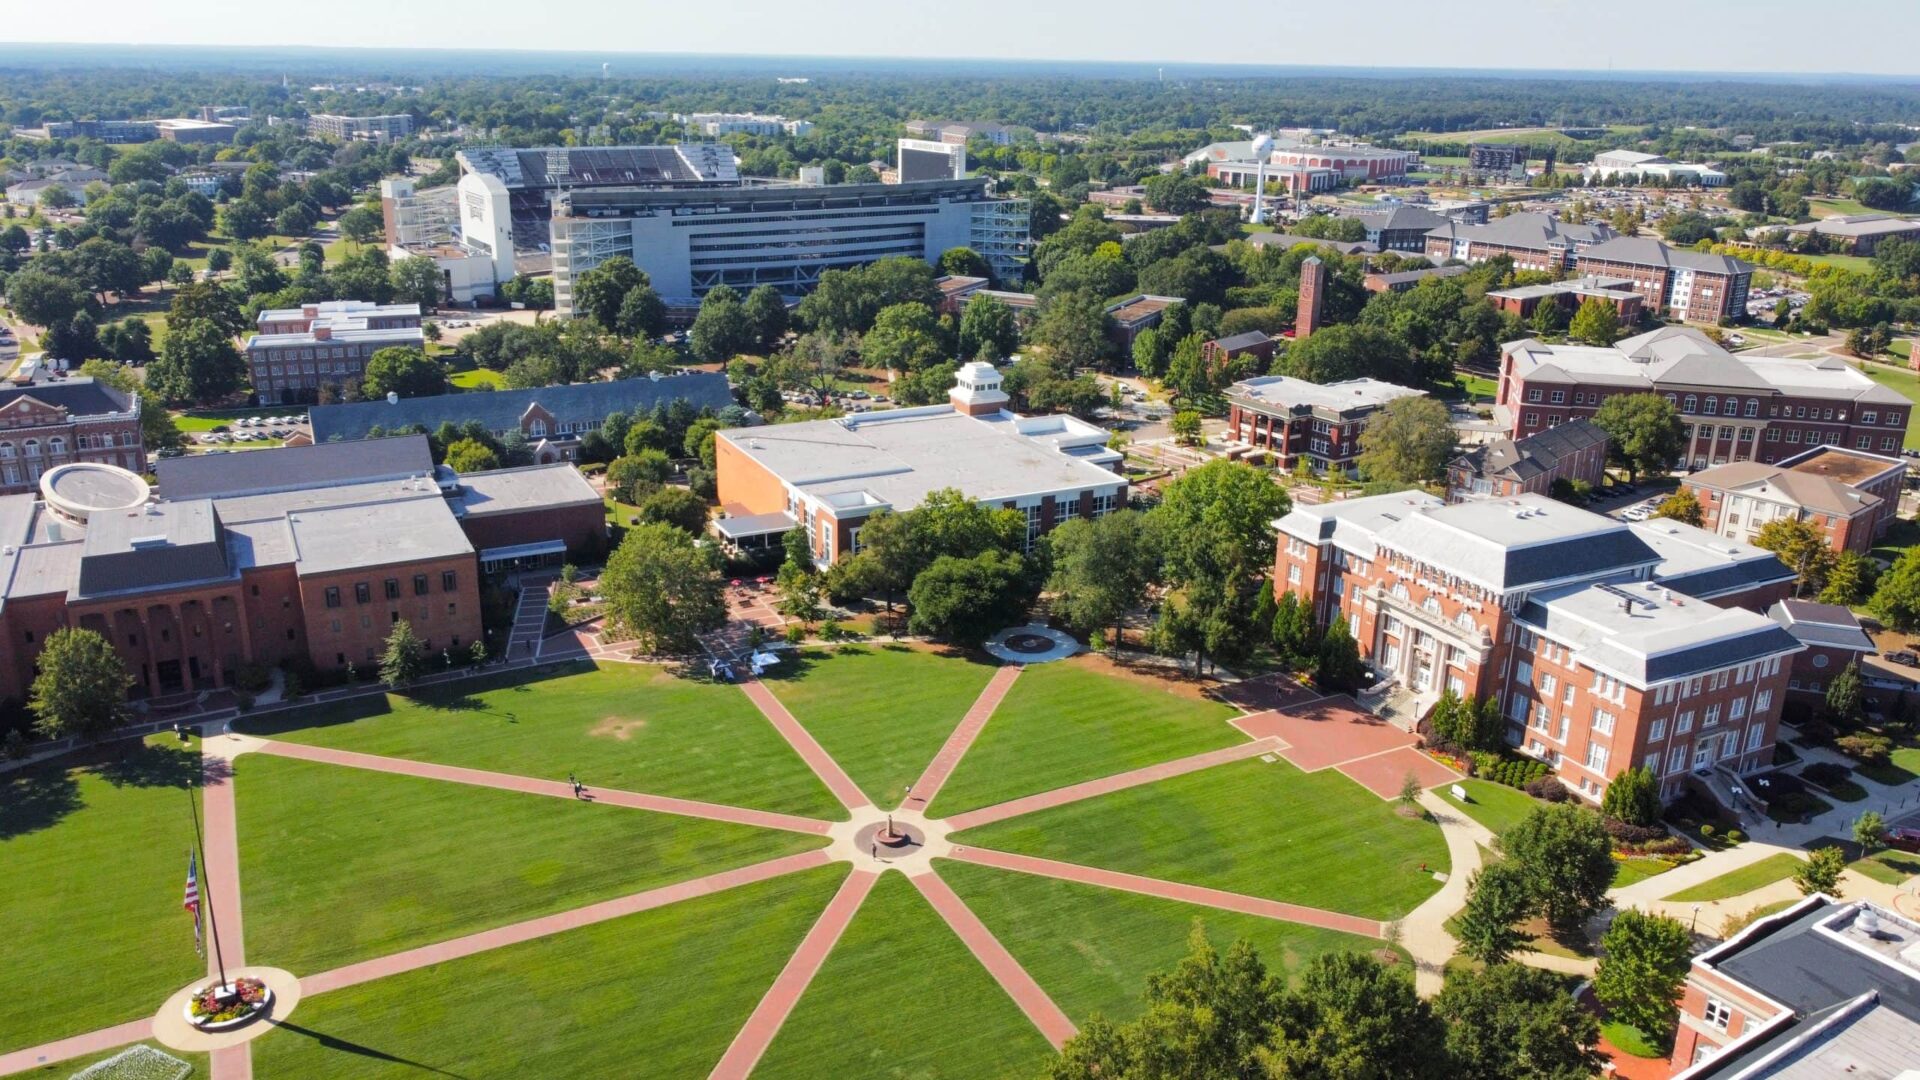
top-left (906, 665), bottom-right (1020, 809)
top-left (942, 738), bottom-right (1281, 832)
top-left (5, 657), bottom-right (1433, 1079)
top-left (302, 850), bottom-right (835, 998)
top-left (256, 740), bottom-right (834, 836)
top-left (910, 872), bottom-right (1078, 1049)
top-left (707, 869), bottom-right (879, 1080)
top-left (738, 680), bottom-right (873, 812)
top-left (948, 847), bottom-right (1387, 938)
top-left (0, 1019), bottom-right (153, 1076)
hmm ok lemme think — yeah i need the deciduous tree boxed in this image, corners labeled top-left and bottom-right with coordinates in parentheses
top-left (29, 627), bottom-right (133, 741)
top-left (1499, 803), bottom-right (1616, 933)
top-left (1594, 909), bottom-right (1692, 1042)
top-left (362, 346), bottom-right (445, 399)
top-left (906, 549), bottom-right (1030, 645)
top-left (1357, 395), bottom-right (1456, 486)
top-left (1754, 517), bottom-right (1836, 598)
top-left (1045, 509), bottom-right (1160, 644)
top-left (1435, 962), bottom-right (1605, 1080)
top-left (1593, 393), bottom-right (1684, 482)
top-left (1456, 860), bottom-right (1533, 966)
top-left (598, 522), bottom-right (727, 654)
top-left (1653, 491), bottom-right (1703, 525)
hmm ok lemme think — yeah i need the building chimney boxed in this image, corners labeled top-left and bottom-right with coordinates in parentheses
top-left (313, 326), bottom-right (332, 342)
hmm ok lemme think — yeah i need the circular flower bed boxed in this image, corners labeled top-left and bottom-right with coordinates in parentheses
top-left (185, 977), bottom-right (272, 1030)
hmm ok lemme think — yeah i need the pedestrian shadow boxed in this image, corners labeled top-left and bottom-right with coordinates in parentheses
top-left (270, 1020), bottom-right (474, 1078)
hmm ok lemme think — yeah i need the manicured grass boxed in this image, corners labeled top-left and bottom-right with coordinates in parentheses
top-left (937, 858), bottom-right (1394, 1024)
top-left (449, 367), bottom-right (504, 390)
top-left (236, 751), bottom-right (822, 974)
top-left (253, 863), bottom-right (848, 1078)
top-left (954, 756), bottom-right (1447, 920)
top-left (1612, 856), bottom-right (1679, 889)
top-left (0, 736), bottom-right (207, 1054)
top-left (1443, 779), bottom-right (1539, 836)
top-left (24, 1045), bottom-right (207, 1078)
top-left (754, 873), bottom-right (1053, 1079)
top-left (1663, 852), bottom-right (1805, 902)
top-left (237, 661), bottom-right (843, 819)
top-left (929, 658), bottom-right (1243, 817)
top-left (1856, 746), bottom-right (1920, 787)
top-left (1799, 252), bottom-right (1878, 274)
top-left (1853, 848), bottom-right (1920, 886)
top-left (1603, 1020), bottom-right (1665, 1059)
top-left (763, 645), bottom-right (998, 808)
top-left (1893, 339), bottom-right (1913, 360)
top-left (1808, 196), bottom-right (1882, 219)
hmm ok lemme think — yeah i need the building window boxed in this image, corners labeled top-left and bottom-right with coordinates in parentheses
top-left (1747, 724), bottom-right (1764, 752)
top-left (1649, 717), bottom-right (1666, 742)
top-left (443, 570), bottom-right (458, 592)
top-left (1755, 689), bottom-right (1772, 712)
top-left (355, 582), bottom-right (371, 604)
top-left (414, 574), bottom-right (429, 596)
top-left (1684, 395), bottom-right (1697, 413)
top-left (1677, 710), bottom-right (1694, 734)
top-left (1585, 742), bottom-right (1609, 773)
top-left (1091, 494), bottom-right (1117, 516)
top-left (1702, 396), bottom-right (1717, 416)
top-left (325, 586), bottom-right (341, 608)
top-left (1288, 564), bottom-right (1302, 585)
top-left (1863, 410), bottom-right (1878, 425)
top-left (1593, 709), bottom-right (1615, 735)
top-left (1745, 399), bottom-right (1759, 418)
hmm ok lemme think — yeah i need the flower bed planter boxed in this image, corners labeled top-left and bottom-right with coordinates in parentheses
top-left (185, 977), bottom-right (272, 1030)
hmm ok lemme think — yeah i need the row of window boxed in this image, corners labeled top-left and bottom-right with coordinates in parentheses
top-left (0, 434), bottom-right (135, 457)
top-left (324, 571), bottom-right (459, 608)
top-left (1519, 387), bottom-right (1902, 428)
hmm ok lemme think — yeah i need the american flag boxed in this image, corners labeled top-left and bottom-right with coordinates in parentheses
top-left (183, 850), bottom-right (203, 955)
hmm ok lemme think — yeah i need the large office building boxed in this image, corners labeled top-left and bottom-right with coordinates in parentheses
top-left (1423, 212), bottom-right (1616, 271)
top-left (712, 363), bottom-right (1124, 566)
top-left (1499, 327), bottom-right (1911, 468)
top-left (1576, 237), bottom-right (1753, 324)
top-left (0, 374), bottom-right (145, 496)
top-left (1224, 375), bottom-right (1426, 476)
top-left (550, 176), bottom-right (1028, 312)
top-left (308, 113), bottom-right (415, 142)
top-left (308, 371), bottom-right (735, 462)
top-left (1681, 444), bottom-right (1906, 555)
top-left (1274, 491), bottom-right (1800, 802)
top-left (1667, 895), bottom-right (1920, 1077)
top-left (0, 437), bottom-right (606, 703)
top-left (1583, 149), bottom-right (1727, 187)
top-left (246, 301), bottom-right (424, 405)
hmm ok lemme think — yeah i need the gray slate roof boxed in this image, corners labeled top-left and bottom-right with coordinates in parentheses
top-left (0, 377), bottom-right (134, 417)
top-left (308, 374), bottom-right (734, 443)
top-left (1579, 235), bottom-right (1753, 275)
top-left (1424, 212), bottom-right (1614, 250)
top-left (1450, 418), bottom-right (1608, 484)
top-left (156, 436), bottom-right (436, 500)
top-left (76, 500), bottom-right (232, 598)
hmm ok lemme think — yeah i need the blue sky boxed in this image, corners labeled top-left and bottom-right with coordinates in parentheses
top-left (10, 0), bottom-right (1917, 76)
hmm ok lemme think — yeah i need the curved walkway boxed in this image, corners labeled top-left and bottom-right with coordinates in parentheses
top-left (5, 658), bottom-right (1445, 1078)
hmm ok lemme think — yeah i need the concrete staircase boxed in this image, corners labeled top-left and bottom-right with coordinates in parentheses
top-left (1360, 682), bottom-right (1432, 732)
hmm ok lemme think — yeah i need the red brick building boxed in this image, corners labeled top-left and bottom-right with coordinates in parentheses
top-left (1274, 491), bottom-right (1800, 802)
top-left (1500, 327), bottom-right (1911, 468)
top-left (1668, 896), bottom-right (1920, 1077)
top-left (1486, 275), bottom-right (1645, 323)
top-left (1768, 600), bottom-right (1876, 705)
top-left (1200, 331), bottom-right (1277, 374)
top-left (0, 441), bottom-right (606, 703)
top-left (0, 375), bottom-right (145, 496)
top-left (1682, 445), bottom-right (1905, 555)
top-left (1423, 212), bottom-right (1615, 272)
top-left (1445, 418), bottom-right (1609, 502)
top-left (1225, 375), bottom-right (1425, 476)
top-left (1575, 236), bottom-right (1753, 324)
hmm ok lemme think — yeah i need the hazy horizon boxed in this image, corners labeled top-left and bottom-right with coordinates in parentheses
top-left (5, 0), bottom-right (1918, 79)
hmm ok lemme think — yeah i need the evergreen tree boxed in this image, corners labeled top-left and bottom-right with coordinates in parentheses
top-left (379, 621), bottom-right (426, 688)
top-left (1317, 614), bottom-right (1365, 692)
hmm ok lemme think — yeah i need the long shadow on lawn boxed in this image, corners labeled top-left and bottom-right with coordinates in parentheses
top-left (0, 766), bottom-right (79, 841)
top-left (232, 662), bottom-right (598, 738)
top-left (0, 737), bottom-right (211, 840)
top-left (271, 1021), bottom-right (474, 1078)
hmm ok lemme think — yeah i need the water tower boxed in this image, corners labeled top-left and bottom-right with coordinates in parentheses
top-left (1248, 133), bottom-right (1275, 224)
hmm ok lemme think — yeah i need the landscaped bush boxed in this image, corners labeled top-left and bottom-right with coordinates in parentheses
top-left (1795, 719), bottom-right (1837, 746)
top-left (1725, 829), bottom-right (1745, 843)
top-left (1772, 741), bottom-right (1800, 766)
top-left (783, 624), bottom-right (807, 644)
top-left (1525, 775), bottom-right (1572, 802)
top-left (231, 662), bottom-right (272, 694)
top-left (1836, 732), bottom-right (1893, 763)
top-left (1604, 817), bottom-right (1667, 845)
top-left (1477, 756), bottom-right (1550, 789)
top-left (1801, 761), bottom-right (1854, 789)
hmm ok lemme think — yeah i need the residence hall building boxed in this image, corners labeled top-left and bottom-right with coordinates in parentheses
top-left (1681, 444), bottom-right (1905, 556)
top-left (1335, 204), bottom-right (1452, 252)
top-left (1575, 237), bottom-right (1753, 324)
top-left (1667, 896), bottom-right (1920, 1077)
top-left (0, 374), bottom-right (145, 496)
top-left (712, 363), bottom-right (1124, 566)
top-left (1499, 326), bottom-right (1912, 468)
top-left (1768, 600), bottom-right (1875, 706)
top-left (307, 371), bottom-right (735, 463)
top-left (1446, 418), bottom-right (1609, 503)
top-left (1274, 491), bottom-right (1801, 802)
top-left (1487, 275), bottom-right (1645, 323)
top-left (1224, 376), bottom-right (1426, 476)
top-left (246, 301), bottom-right (424, 406)
top-left (0, 437), bottom-right (606, 703)
top-left (1423, 212), bottom-right (1616, 272)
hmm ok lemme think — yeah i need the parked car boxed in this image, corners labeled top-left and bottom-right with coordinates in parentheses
top-left (1884, 651), bottom-right (1918, 668)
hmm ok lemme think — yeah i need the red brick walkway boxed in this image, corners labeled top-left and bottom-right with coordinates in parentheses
top-left (910, 872), bottom-right (1078, 1049)
top-left (200, 754), bottom-right (252, 1080)
top-left (1337, 746), bottom-right (1462, 800)
top-left (905, 666), bottom-right (1020, 810)
top-left (0, 1019), bottom-right (154, 1076)
top-left (302, 850), bottom-right (834, 997)
top-left (1232, 695), bottom-right (1416, 772)
top-left (942, 738), bottom-right (1279, 832)
top-left (255, 741), bottom-right (834, 836)
top-left (211, 1045), bottom-right (253, 1080)
top-left (948, 847), bottom-right (1387, 938)
top-left (738, 680), bottom-right (874, 812)
top-left (707, 869), bottom-right (878, 1080)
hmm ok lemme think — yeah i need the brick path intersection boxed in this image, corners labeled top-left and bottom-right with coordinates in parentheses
top-left (4, 662), bottom-right (1443, 1079)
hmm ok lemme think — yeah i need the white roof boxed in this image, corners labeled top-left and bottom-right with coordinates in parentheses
top-left (1228, 376), bottom-right (1425, 414)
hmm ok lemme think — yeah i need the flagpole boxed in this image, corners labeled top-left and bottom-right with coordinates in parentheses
top-left (186, 784), bottom-right (231, 993)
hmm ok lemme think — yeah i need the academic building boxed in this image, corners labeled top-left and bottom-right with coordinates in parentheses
top-left (1273, 491), bottom-right (1800, 802)
top-left (246, 301), bottom-right (425, 405)
top-left (711, 363), bottom-right (1125, 566)
top-left (0, 374), bottom-right (146, 496)
top-left (0, 438), bottom-right (605, 704)
top-left (1499, 327), bottom-right (1911, 468)
top-left (1223, 376), bottom-right (1426, 476)
top-left (1681, 444), bottom-right (1906, 556)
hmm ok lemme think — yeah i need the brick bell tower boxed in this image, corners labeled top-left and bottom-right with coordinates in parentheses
top-left (948, 360), bottom-right (1011, 417)
top-left (1296, 255), bottom-right (1327, 340)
